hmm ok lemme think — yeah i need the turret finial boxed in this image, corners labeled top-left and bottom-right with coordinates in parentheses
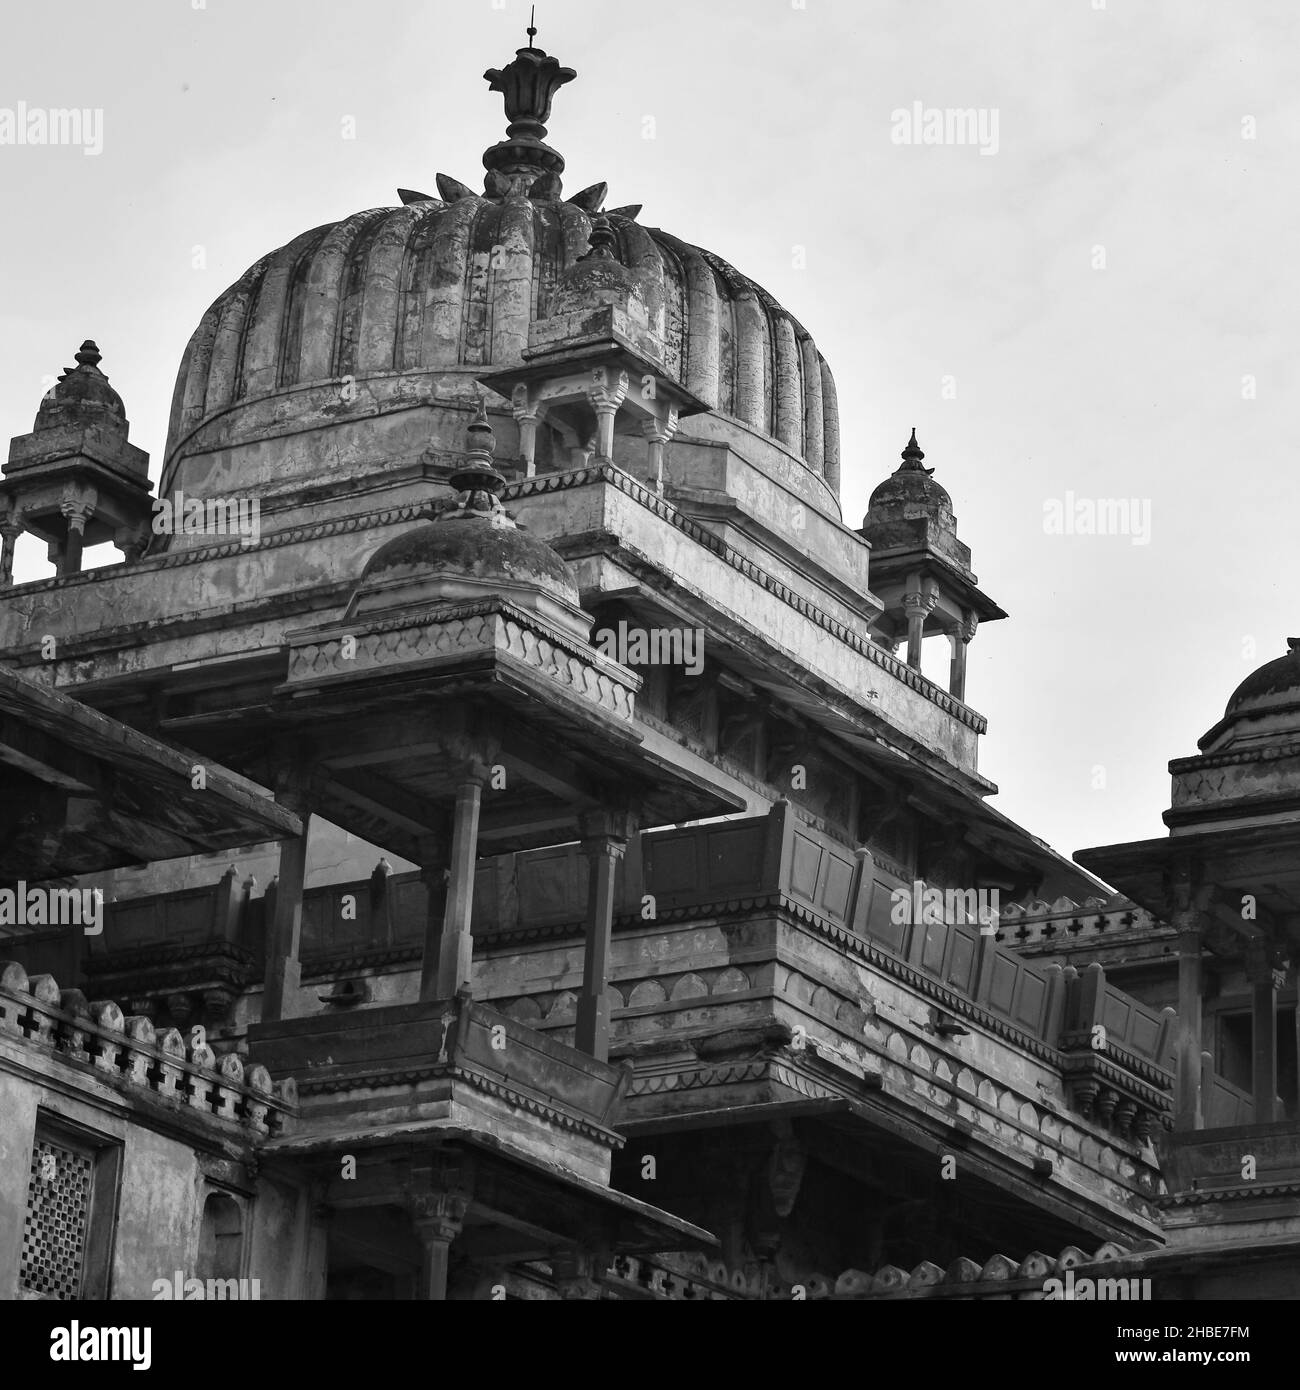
top-left (580, 214), bottom-right (619, 262)
top-left (447, 396), bottom-right (507, 502)
top-left (898, 428), bottom-right (935, 477)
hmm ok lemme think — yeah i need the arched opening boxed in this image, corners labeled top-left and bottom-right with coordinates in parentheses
top-left (197, 1192), bottom-right (244, 1283)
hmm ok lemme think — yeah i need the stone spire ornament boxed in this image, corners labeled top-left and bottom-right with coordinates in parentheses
top-left (899, 428), bottom-right (935, 476)
top-left (482, 24), bottom-right (576, 194)
top-left (579, 215), bottom-right (619, 263)
top-left (443, 398), bottom-right (512, 528)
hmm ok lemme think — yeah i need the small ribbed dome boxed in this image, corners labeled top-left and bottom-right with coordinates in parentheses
top-left (1225, 641), bottom-right (1300, 717)
top-left (36, 342), bottom-right (125, 428)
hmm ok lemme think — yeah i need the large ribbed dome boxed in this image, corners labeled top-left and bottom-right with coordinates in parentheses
top-left (163, 42), bottom-right (840, 501)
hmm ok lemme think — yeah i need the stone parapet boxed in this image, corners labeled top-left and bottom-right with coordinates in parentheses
top-left (0, 960), bottom-right (294, 1138)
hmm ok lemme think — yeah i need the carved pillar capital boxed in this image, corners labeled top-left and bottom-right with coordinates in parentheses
top-left (553, 1249), bottom-right (610, 1301)
top-left (1245, 939), bottom-right (1287, 989)
top-left (114, 524), bottom-right (150, 564)
top-left (586, 366), bottom-right (630, 413)
top-left (901, 589), bottom-right (939, 620)
top-left (577, 807), bottom-right (637, 847)
top-left (406, 1190), bottom-right (471, 1245)
top-left (641, 407), bottom-right (680, 448)
top-left (510, 383), bottom-right (546, 424)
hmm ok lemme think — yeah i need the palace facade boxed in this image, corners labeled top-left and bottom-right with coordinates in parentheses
top-left (1, 37), bottom-right (1295, 1302)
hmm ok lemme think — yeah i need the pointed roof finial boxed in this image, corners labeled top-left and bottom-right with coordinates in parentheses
top-left (448, 395), bottom-right (507, 498)
top-left (466, 393), bottom-right (497, 461)
top-left (527, 5), bottom-right (538, 49)
top-left (580, 214), bottom-right (619, 262)
top-left (899, 428), bottom-right (935, 476)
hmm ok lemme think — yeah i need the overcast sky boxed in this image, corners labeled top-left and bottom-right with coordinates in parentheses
top-left (1, 0), bottom-right (1296, 875)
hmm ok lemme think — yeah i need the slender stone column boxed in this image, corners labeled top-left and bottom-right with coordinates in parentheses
top-left (263, 795), bottom-right (312, 1023)
top-left (575, 812), bottom-right (634, 1062)
top-left (423, 772), bottom-right (487, 1002)
top-left (409, 1192), bottom-right (470, 1301)
top-left (642, 408), bottom-right (680, 496)
top-left (417, 823), bottom-right (451, 1002)
top-left (511, 385), bottom-right (546, 479)
top-left (902, 586), bottom-right (936, 672)
top-left (947, 633), bottom-right (967, 702)
top-left (949, 614), bottom-right (978, 702)
top-left (586, 369), bottom-right (629, 463)
top-left (1174, 918), bottom-right (1204, 1131)
top-left (58, 502), bottom-right (92, 576)
top-left (1247, 944), bottom-right (1281, 1124)
top-left (0, 516), bottom-right (21, 587)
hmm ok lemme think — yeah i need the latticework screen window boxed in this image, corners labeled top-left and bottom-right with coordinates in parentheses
top-left (17, 1120), bottom-right (120, 1301)
top-left (20, 1136), bottom-right (95, 1298)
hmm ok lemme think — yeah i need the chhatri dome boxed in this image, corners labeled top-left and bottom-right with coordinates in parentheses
top-left (1202, 638), bottom-right (1300, 754)
top-left (351, 395), bottom-right (583, 630)
top-left (163, 33), bottom-right (842, 511)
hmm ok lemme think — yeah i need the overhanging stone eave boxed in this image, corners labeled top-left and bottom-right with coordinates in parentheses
top-left (622, 1075), bottom-right (1159, 1244)
top-left (481, 339), bottom-right (711, 421)
top-left (1077, 821), bottom-right (1300, 916)
top-left (865, 546), bottom-right (1008, 625)
top-left (820, 1095), bottom-right (1163, 1245)
top-left (0, 664), bottom-right (301, 878)
top-left (258, 1121), bottom-right (718, 1253)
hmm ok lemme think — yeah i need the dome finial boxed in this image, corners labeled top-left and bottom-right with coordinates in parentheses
top-left (483, 33), bottom-right (575, 189)
top-left (899, 428), bottom-right (932, 474)
top-left (580, 214), bottom-right (619, 262)
top-left (75, 340), bottom-right (102, 369)
top-left (447, 396), bottom-right (508, 504)
top-left (466, 394), bottom-right (497, 464)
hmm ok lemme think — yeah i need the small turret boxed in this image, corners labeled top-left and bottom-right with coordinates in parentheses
top-left (1, 341), bottom-right (154, 582)
top-left (859, 431), bottom-right (1006, 702)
